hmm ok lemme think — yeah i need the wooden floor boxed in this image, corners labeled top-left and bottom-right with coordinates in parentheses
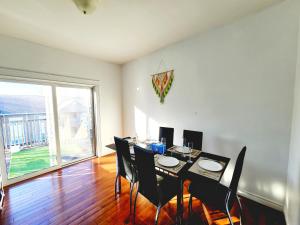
top-left (0, 154), bottom-right (286, 225)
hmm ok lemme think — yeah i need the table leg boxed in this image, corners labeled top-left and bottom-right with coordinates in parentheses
top-left (176, 178), bottom-right (183, 225)
top-left (117, 175), bottom-right (121, 193)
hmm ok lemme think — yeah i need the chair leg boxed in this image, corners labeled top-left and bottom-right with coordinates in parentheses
top-left (133, 188), bottom-right (139, 225)
top-left (188, 194), bottom-right (193, 218)
top-left (237, 195), bottom-right (243, 224)
top-left (225, 203), bottom-right (234, 225)
top-left (114, 174), bottom-right (119, 200)
top-left (154, 204), bottom-right (161, 225)
top-left (129, 182), bottom-right (134, 215)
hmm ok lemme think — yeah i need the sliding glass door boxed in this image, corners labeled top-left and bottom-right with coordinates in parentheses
top-left (0, 81), bottom-right (57, 179)
top-left (0, 80), bottom-right (96, 183)
top-left (56, 87), bottom-right (94, 164)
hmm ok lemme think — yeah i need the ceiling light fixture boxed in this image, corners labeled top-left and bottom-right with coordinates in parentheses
top-left (73, 0), bottom-right (100, 15)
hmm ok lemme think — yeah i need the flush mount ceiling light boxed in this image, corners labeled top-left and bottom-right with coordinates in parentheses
top-left (73, 0), bottom-right (100, 15)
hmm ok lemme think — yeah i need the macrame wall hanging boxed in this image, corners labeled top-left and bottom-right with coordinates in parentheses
top-left (151, 59), bottom-right (174, 104)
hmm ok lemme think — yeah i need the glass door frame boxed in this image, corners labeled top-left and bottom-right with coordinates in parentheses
top-left (54, 84), bottom-right (97, 166)
top-left (0, 69), bottom-right (101, 186)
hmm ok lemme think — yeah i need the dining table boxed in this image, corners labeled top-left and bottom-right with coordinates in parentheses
top-left (106, 140), bottom-right (230, 225)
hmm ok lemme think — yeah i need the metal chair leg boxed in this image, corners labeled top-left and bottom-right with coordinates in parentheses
top-left (225, 203), bottom-right (234, 225)
top-left (130, 182), bottom-right (134, 215)
top-left (237, 195), bottom-right (243, 224)
top-left (188, 194), bottom-right (193, 218)
top-left (114, 174), bottom-right (119, 200)
top-left (133, 188), bottom-right (139, 225)
top-left (154, 205), bottom-right (161, 225)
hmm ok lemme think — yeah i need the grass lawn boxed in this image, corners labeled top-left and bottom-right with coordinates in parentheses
top-left (9, 146), bottom-right (52, 179)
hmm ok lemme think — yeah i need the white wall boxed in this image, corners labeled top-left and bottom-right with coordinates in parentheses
top-left (122, 0), bottom-right (300, 208)
top-left (285, 16), bottom-right (300, 225)
top-left (0, 34), bottom-right (122, 156)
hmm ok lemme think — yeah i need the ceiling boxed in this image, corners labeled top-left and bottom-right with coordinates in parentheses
top-left (0, 0), bottom-right (282, 64)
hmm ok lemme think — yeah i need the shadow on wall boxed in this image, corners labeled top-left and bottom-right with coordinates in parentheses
top-left (134, 106), bottom-right (162, 141)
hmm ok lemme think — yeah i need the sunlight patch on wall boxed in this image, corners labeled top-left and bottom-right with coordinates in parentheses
top-left (134, 106), bottom-right (147, 141)
top-left (148, 117), bottom-right (159, 140)
top-left (134, 106), bottom-right (159, 141)
top-left (253, 180), bottom-right (285, 203)
top-left (271, 182), bottom-right (285, 201)
top-left (238, 179), bottom-right (246, 189)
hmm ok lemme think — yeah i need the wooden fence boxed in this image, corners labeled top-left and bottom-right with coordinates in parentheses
top-left (0, 113), bottom-right (48, 150)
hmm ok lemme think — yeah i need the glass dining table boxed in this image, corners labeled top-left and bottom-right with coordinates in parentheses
top-left (106, 140), bottom-right (230, 225)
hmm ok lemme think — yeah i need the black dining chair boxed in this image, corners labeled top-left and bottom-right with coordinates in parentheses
top-left (183, 129), bottom-right (203, 150)
top-left (133, 145), bottom-right (178, 225)
top-left (159, 127), bottom-right (174, 150)
top-left (114, 136), bottom-right (138, 214)
top-left (188, 146), bottom-right (246, 225)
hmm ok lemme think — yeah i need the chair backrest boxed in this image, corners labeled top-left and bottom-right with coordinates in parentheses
top-left (133, 145), bottom-right (159, 205)
top-left (159, 127), bottom-right (174, 149)
top-left (228, 146), bottom-right (246, 208)
top-left (114, 136), bottom-right (133, 179)
top-left (183, 130), bottom-right (203, 150)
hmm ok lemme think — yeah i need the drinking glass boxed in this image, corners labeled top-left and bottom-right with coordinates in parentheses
top-left (161, 137), bottom-right (167, 155)
top-left (182, 137), bottom-right (187, 157)
top-left (132, 137), bottom-right (137, 144)
top-left (183, 137), bottom-right (187, 147)
top-left (187, 142), bottom-right (193, 163)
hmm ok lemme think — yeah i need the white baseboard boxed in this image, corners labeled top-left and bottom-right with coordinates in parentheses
top-left (238, 189), bottom-right (283, 212)
top-left (283, 205), bottom-right (290, 225)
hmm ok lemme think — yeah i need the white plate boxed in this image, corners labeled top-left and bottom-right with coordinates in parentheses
top-left (157, 156), bottom-right (179, 167)
top-left (175, 146), bottom-right (190, 154)
top-left (198, 160), bottom-right (223, 172)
